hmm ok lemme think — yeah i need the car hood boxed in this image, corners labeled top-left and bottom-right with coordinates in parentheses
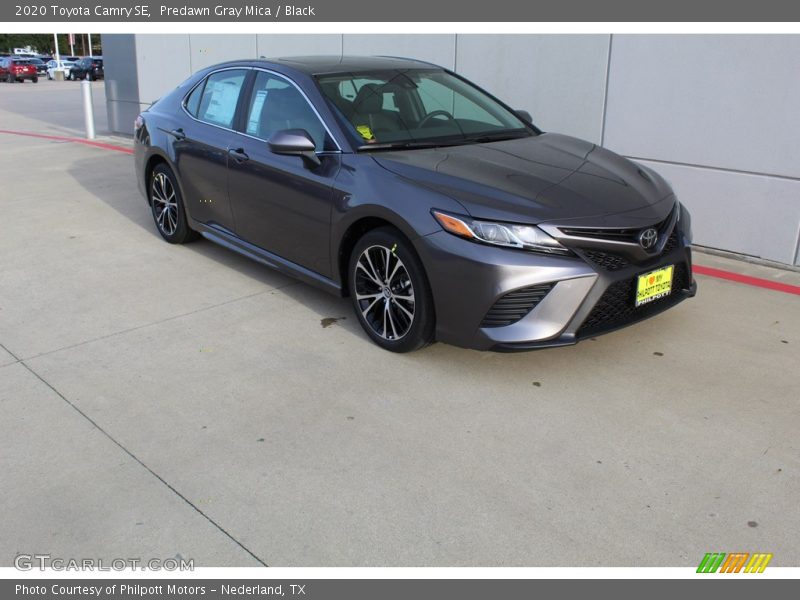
top-left (372, 132), bottom-right (675, 226)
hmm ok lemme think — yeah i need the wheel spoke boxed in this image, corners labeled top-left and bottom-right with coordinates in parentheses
top-left (394, 300), bottom-right (414, 320)
top-left (361, 297), bottom-right (381, 319)
top-left (393, 293), bottom-right (414, 302)
top-left (357, 259), bottom-right (382, 287)
top-left (386, 303), bottom-right (399, 339)
top-left (387, 259), bottom-right (403, 285)
top-left (356, 292), bottom-right (382, 301)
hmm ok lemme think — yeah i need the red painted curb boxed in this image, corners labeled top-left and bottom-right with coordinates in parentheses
top-left (694, 265), bottom-right (800, 296)
top-left (0, 129), bottom-right (134, 154)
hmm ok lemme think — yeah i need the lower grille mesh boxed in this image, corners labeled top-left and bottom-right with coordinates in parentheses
top-left (481, 283), bottom-right (554, 328)
top-left (577, 263), bottom-right (691, 336)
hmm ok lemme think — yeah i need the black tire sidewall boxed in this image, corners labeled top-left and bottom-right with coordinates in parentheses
top-left (348, 227), bottom-right (435, 353)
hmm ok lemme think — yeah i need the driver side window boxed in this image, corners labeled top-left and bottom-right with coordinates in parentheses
top-left (244, 71), bottom-right (332, 151)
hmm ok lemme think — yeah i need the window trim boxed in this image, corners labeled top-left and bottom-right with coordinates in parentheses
top-left (181, 66), bottom-right (343, 154)
top-left (181, 66), bottom-right (251, 131)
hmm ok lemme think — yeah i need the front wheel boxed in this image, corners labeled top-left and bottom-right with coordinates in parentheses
top-left (149, 164), bottom-right (199, 244)
top-left (348, 228), bottom-right (435, 352)
top-left (31, 76), bottom-right (38, 83)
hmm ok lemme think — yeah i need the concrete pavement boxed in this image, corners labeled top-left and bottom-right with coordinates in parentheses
top-left (0, 81), bottom-right (798, 567)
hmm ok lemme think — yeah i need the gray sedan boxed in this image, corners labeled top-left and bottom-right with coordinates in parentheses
top-left (134, 56), bottom-right (695, 352)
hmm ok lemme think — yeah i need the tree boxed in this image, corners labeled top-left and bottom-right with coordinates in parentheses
top-left (0, 33), bottom-right (101, 56)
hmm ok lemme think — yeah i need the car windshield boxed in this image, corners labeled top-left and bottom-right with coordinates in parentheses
top-left (315, 69), bottom-right (533, 150)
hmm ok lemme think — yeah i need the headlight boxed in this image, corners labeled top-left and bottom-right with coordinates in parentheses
top-left (432, 210), bottom-right (571, 255)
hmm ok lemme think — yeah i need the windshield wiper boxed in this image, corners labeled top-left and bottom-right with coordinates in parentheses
top-left (453, 130), bottom-right (532, 145)
top-left (357, 140), bottom-right (458, 151)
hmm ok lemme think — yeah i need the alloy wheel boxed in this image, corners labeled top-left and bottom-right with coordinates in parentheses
top-left (354, 244), bottom-right (416, 341)
top-left (151, 171), bottom-right (178, 236)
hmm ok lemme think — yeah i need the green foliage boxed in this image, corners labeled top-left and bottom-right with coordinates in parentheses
top-left (0, 33), bottom-right (100, 56)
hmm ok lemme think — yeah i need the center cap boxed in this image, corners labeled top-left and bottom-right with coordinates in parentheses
top-left (382, 286), bottom-right (392, 299)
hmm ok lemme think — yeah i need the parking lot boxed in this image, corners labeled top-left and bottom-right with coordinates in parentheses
top-left (1, 80), bottom-right (798, 567)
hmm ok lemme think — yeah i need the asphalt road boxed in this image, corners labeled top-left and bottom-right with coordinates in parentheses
top-left (1, 79), bottom-right (798, 567)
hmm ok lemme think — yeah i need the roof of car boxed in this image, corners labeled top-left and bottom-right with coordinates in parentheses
top-left (251, 55), bottom-right (443, 75)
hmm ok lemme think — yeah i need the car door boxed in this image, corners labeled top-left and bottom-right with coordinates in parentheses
top-left (226, 70), bottom-right (341, 278)
top-left (172, 68), bottom-right (250, 233)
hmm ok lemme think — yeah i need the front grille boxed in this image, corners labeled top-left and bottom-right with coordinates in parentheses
top-left (577, 263), bottom-right (691, 336)
top-left (662, 229), bottom-right (679, 253)
top-left (560, 205), bottom-right (677, 243)
top-left (583, 250), bottom-right (630, 271)
top-left (481, 283), bottom-right (554, 328)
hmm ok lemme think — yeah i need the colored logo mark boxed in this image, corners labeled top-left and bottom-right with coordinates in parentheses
top-left (697, 552), bottom-right (773, 573)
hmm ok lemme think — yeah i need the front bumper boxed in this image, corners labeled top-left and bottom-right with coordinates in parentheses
top-left (414, 226), bottom-right (696, 351)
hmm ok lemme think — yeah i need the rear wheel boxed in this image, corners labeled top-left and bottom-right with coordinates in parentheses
top-left (347, 227), bottom-right (435, 352)
top-left (69, 71), bottom-right (75, 81)
top-left (32, 76), bottom-right (38, 83)
top-left (149, 164), bottom-right (199, 244)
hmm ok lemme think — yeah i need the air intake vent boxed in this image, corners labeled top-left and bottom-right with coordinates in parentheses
top-left (481, 283), bottom-right (554, 328)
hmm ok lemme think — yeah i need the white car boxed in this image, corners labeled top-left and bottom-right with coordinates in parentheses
top-left (46, 60), bottom-right (74, 80)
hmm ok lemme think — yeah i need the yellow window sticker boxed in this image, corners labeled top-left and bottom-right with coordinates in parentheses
top-left (356, 125), bottom-right (374, 141)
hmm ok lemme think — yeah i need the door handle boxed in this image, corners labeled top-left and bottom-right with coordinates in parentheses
top-left (227, 148), bottom-right (249, 163)
top-left (168, 128), bottom-right (186, 141)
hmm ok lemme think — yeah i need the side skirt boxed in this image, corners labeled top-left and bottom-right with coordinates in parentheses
top-left (193, 221), bottom-right (344, 297)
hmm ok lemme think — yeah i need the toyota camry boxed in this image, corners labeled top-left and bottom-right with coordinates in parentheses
top-left (134, 56), bottom-right (696, 352)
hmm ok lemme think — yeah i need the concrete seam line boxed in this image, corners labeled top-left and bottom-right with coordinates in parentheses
top-left (17, 358), bottom-right (270, 567)
top-left (0, 342), bottom-right (23, 366)
top-left (624, 154), bottom-right (800, 183)
top-left (19, 284), bottom-right (299, 363)
top-left (600, 33), bottom-right (613, 147)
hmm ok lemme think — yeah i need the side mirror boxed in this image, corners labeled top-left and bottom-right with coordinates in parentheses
top-left (267, 129), bottom-right (320, 167)
top-left (515, 110), bottom-right (533, 124)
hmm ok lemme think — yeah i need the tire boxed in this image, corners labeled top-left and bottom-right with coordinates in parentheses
top-left (32, 76), bottom-right (38, 83)
top-left (149, 164), bottom-right (199, 244)
top-left (69, 72), bottom-right (75, 81)
top-left (347, 227), bottom-right (435, 352)
top-left (86, 72), bottom-right (93, 82)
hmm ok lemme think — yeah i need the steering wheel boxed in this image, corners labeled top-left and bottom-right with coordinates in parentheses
top-left (418, 110), bottom-right (456, 129)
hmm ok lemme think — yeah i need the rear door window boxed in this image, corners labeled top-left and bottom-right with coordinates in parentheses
top-left (195, 69), bottom-right (248, 129)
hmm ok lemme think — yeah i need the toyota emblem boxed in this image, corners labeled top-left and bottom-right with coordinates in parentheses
top-left (638, 228), bottom-right (658, 250)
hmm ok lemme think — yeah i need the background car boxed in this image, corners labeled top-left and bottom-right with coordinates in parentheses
top-left (0, 57), bottom-right (38, 83)
top-left (46, 59), bottom-right (74, 80)
top-left (69, 57), bottom-right (104, 81)
top-left (134, 56), bottom-right (695, 352)
top-left (27, 57), bottom-right (47, 76)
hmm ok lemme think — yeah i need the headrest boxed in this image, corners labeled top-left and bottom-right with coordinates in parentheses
top-left (353, 83), bottom-right (384, 114)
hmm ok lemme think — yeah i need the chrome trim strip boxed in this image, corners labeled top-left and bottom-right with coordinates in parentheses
top-left (180, 65), bottom-right (343, 154)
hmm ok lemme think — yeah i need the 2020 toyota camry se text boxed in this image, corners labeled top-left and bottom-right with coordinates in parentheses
top-left (134, 56), bottom-right (696, 352)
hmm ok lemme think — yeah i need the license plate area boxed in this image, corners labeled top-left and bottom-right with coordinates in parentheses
top-left (635, 265), bottom-right (674, 307)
